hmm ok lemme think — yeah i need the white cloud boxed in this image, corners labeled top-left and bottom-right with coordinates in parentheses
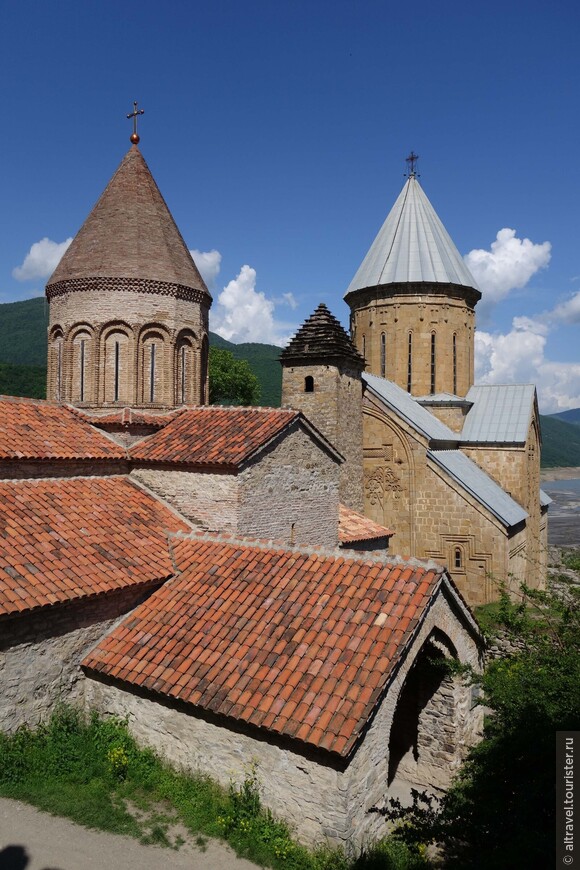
top-left (475, 316), bottom-right (580, 413)
top-left (281, 292), bottom-right (298, 309)
top-left (465, 228), bottom-right (551, 314)
top-left (210, 264), bottom-right (295, 346)
top-left (13, 237), bottom-right (73, 281)
top-left (550, 291), bottom-right (580, 324)
top-left (190, 249), bottom-right (222, 290)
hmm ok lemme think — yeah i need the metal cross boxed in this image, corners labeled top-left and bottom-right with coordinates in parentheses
top-left (405, 150), bottom-right (419, 177)
top-left (127, 101), bottom-right (145, 144)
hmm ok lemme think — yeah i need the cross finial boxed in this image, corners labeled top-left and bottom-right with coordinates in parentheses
top-left (127, 101), bottom-right (145, 145)
top-left (405, 150), bottom-right (419, 178)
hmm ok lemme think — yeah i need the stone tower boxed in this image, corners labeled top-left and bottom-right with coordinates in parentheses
top-left (280, 303), bottom-right (365, 511)
top-left (345, 166), bottom-right (481, 402)
top-left (46, 145), bottom-right (212, 410)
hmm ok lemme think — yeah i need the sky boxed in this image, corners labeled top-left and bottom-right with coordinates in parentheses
top-left (1, 0), bottom-right (579, 413)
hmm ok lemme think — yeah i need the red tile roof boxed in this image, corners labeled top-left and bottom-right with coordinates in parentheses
top-left (83, 537), bottom-right (443, 757)
top-left (77, 407), bottom-right (185, 428)
top-left (0, 397), bottom-right (126, 460)
top-left (338, 504), bottom-right (394, 544)
top-left (0, 477), bottom-right (190, 617)
top-left (129, 407), bottom-right (304, 467)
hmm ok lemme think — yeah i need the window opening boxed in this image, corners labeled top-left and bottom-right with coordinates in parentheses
top-left (114, 341), bottom-right (120, 402)
top-left (304, 375), bottom-right (314, 393)
top-left (430, 333), bottom-right (436, 394)
top-left (454, 547), bottom-right (463, 569)
top-left (149, 342), bottom-right (156, 403)
top-left (453, 334), bottom-right (457, 395)
top-left (80, 339), bottom-right (86, 402)
top-left (407, 333), bottom-right (412, 393)
top-left (380, 332), bottom-right (386, 377)
top-left (180, 345), bottom-right (186, 404)
top-left (56, 342), bottom-right (62, 402)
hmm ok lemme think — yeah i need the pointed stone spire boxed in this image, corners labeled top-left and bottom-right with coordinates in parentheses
top-left (345, 175), bottom-right (479, 298)
top-left (47, 146), bottom-right (209, 299)
top-left (280, 303), bottom-right (365, 368)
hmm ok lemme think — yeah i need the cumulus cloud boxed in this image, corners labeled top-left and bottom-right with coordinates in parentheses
top-left (475, 316), bottom-right (580, 413)
top-left (13, 237), bottom-right (73, 281)
top-left (465, 228), bottom-right (551, 313)
top-left (190, 249), bottom-right (222, 290)
top-left (210, 264), bottom-right (295, 346)
top-left (550, 291), bottom-right (580, 324)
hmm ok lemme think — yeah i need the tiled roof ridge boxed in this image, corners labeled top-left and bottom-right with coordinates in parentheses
top-left (167, 528), bottom-right (445, 573)
top-left (280, 303), bottom-right (365, 367)
top-left (0, 394), bottom-right (55, 405)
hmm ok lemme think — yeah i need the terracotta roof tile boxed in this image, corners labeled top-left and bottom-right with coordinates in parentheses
top-left (0, 477), bottom-right (189, 617)
top-left (76, 407), bottom-right (185, 429)
top-left (338, 504), bottom-right (394, 545)
top-left (83, 538), bottom-right (443, 757)
top-left (129, 406), bottom-right (302, 467)
top-left (0, 396), bottom-right (126, 460)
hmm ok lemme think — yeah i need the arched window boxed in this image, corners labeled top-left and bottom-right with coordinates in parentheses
top-left (407, 333), bottom-right (413, 393)
top-left (50, 328), bottom-right (64, 403)
top-left (304, 375), bottom-right (314, 393)
top-left (102, 328), bottom-right (132, 404)
top-left (200, 335), bottom-right (209, 404)
top-left (380, 332), bottom-right (386, 378)
top-left (362, 334), bottom-right (366, 362)
top-left (454, 547), bottom-right (463, 569)
top-left (175, 331), bottom-right (197, 405)
top-left (430, 332), bottom-right (436, 394)
top-left (453, 333), bottom-right (457, 395)
top-left (71, 329), bottom-right (92, 404)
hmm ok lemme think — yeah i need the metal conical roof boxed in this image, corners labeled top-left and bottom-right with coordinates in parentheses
top-left (47, 145), bottom-right (209, 298)
top-left (280, 303), bottom-right (365, 368)
top-left (345, 176), bottom-right (479, 297)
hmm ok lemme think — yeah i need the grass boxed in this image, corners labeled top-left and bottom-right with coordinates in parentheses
top-left (0, 706), bottom-right (429, 870)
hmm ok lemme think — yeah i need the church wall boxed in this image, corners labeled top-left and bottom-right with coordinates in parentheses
top-left (49, 290), bottom-right (208, 408)
top-left (84, 585), bottom-right (482, 849)
top-left (0, 459), bottom-right (129, 480)
top-left (0, 584), bottom-right (160, 732)
top-left (239, 425), bottom-right (340, 548)
top-left (417, 460), bottom-right (512, 605)
top-left (130, 467), bottom-right (239, 533)
top-left (423, 404), bottom-right (469, 432)
top-left (349, 288), bottom-right (476, 397)
top-left (281, 364), bottom-right (363, 511)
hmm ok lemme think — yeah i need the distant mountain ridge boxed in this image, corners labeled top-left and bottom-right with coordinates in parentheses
top-left (1, 297), bottom-right (579, 468)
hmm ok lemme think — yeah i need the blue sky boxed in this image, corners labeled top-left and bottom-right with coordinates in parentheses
top-left (1, 0), bottom-right (579, 412)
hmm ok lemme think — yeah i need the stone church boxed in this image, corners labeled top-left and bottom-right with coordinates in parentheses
top-left (1, 132), bottom-right (544, 847)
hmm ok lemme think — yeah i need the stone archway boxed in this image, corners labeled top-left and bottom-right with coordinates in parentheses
top-left (387, 632), bottom-right (461, 796)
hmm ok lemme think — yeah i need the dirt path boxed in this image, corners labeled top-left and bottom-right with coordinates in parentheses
top-left (0, 797), bottom-right (262, 870)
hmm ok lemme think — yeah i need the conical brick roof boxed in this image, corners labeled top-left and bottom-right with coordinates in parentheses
top-left (281, 303), bottom-right (365, 368)
top-left (46, 145), bottom-right (210, 299)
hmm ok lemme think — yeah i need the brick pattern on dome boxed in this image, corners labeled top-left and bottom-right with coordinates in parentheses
top-left (46, 146), bottom-right (210, 299)
top-left (280, 303), bottom-right (365, 367)
top-left (129, 406), bottom-right (301, 467)
top-left (0, 477), bottom-right (190, 617)
top-left (83, 537), bottom-right (442, 757)
top-left (46, 276), bottom-right (209, 304)
top-left (0, 396), bottom-right (126, 460)
top-left (338, 504), bottom-right (394, 544)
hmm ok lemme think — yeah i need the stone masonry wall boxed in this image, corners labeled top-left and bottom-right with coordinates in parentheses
top-left (48, 289), bottom-right (209, 409)
top-left (131, 467), bottom-right (239, 533)
top-left (0, 460), bottom-right (129, 480)
top-left (349, 287), bottom-right (477, 397)
top-left (84, 584), bottom-right (482, 849)
top-left (239, 424), bottom-right (340, 548)
top-left (281, 365), bottom-right (363, 511)
top-left (0, 585), bottom-right (160, 732)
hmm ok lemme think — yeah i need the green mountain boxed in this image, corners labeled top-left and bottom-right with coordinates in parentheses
top-left (550, 408), bottom-right (580, 426)
top-left (539, 415), bottom-right (580, 468)
top-left (0, 297), bottom-right (282, 406)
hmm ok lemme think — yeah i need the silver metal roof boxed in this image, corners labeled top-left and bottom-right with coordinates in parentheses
top-left (346, 176), bottom-right (479, 296)
top-left (363, 373), bottom-right (456, 443)
top-left (540, 489), bottom-right (552, 508)
top-left (429, 449), bottom-right (528, 528)
top-left (461, 384), bottom-right (536, 444)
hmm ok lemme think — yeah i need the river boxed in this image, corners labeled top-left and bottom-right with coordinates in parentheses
top-left (541, 477), bottom-right (580, 547)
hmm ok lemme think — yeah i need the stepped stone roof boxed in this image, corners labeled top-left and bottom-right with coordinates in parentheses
top-left (82, 535), bottom-right (458, 757)
top-left (46, 145), bottom-right (210, 300)
top-left (0, 476), bottom-right (190, 618)
top-left (345, 176), bottom-right (480, 298)
top-left (280, 303), bottom-right (365, 368)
